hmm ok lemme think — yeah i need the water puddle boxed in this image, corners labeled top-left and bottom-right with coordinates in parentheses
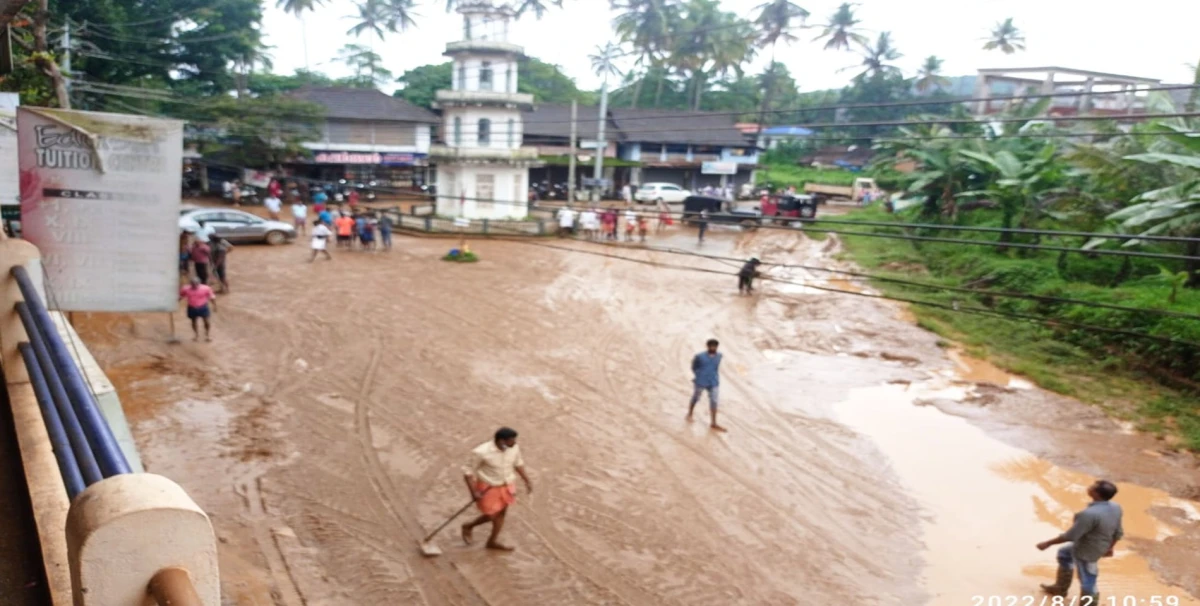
top-left (837, 380), bottom-right (1199, 605)
top-left (948, 348), bottom-right (1034, 389)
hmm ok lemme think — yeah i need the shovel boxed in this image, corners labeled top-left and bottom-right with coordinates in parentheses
top-left (418, 486), bottom-right (491, 557)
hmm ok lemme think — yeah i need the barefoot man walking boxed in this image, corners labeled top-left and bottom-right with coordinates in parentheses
top-left (687, 338), bottom-right (725, 431)
top-left (461, 427), bottom-right (533, 551)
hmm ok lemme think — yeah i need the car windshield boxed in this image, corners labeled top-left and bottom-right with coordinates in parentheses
top-left (639, 185), bottom-right (655, 190)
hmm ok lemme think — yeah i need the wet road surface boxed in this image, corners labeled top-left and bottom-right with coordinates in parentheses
top-left (75, 225), bottom-right (1200, 605)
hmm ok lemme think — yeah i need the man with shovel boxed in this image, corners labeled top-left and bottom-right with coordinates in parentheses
top-left (461, 427), bottom-right (533, 551)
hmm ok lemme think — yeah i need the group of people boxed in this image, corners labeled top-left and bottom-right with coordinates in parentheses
top-left (557, 205), bottom-right (673, 243)
top-left (307, 206), bottom-right (395, 262)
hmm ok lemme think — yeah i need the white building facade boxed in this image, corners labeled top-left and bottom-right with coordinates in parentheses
top-left (432, 1), bottom-right (540, 220)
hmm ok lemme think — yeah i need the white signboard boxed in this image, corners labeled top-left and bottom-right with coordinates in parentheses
top-left (701, 161), bottom-right (738, 175)
top-left (0, 110), bottom-right (17, 208)
top-left (453, 217), bottom-right (470, 228)
top-left (18, 108), bottom-right (182, 312)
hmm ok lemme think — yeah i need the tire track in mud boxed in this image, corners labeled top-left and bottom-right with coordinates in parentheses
top-left (435, 243), bottom-right (880, 593)
top-left (351, 340), bottom-right (494, 606)
top-left (584, 241), bottom-right (908, 595)
top-left (382, 272), bottom-right (687, 605)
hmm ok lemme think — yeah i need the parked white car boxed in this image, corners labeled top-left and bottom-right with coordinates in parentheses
top-left (634, 182), bottom-right (692, 204)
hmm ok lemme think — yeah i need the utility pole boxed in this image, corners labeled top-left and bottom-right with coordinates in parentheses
top-left (61, 18), bottom-right (71, 101)
top-left (567, 99), bottom-right (577, 204)
top-left (591, 69), bottom-right (609, 202)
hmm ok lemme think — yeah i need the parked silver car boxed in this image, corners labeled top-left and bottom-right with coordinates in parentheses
top-left (179, 208), bottom-right (296, 245)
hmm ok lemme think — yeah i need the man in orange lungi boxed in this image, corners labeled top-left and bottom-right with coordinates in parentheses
top-left (461, 427), bottom-right (533, 551)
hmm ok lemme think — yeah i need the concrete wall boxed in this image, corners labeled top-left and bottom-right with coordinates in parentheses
top-left (452, 55), bottom-right (519, 94)
top-left (442, 107), bottom-right (523, 150)
top-left (50, 314), bottom-right (143, 474)
top-left (436, 164), bottom-right (528, 220)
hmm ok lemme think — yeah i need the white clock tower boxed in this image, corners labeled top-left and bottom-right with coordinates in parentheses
top-left (431, 1), bottom-right (540, 220)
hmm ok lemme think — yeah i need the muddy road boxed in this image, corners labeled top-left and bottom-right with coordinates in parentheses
top-left (76, 226), bottom-right (1200, 605)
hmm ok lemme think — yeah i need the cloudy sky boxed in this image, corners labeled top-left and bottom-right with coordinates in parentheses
top-left (261, 0), bottom-right (1199, 94)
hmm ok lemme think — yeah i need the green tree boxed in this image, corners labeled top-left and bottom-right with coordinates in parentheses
top-left (392, 58), bottom-right (593, 107)
top-left (983, 18), bottom-right (1025, 54)
top-left (393, 62), bottom-right (453, 108)
top-left (668, 0), bottom-right (755, 110)
top-left (813, 2), bottom-right (866, 51)
top-left (849, 31), bottom-right (902, 81)
top-left (247, 69), bottom-right (340, 96)
top-left (1107, 120), bottom-right (1200, 285)
top-left (337, 43), bottom-right (394, 87)
top-left (186, 95), bottom-right (324, 168)
top-left (915, 55), bottom-right (949, 93)
top-left (752, 0), bottom-right (807, 137)
top-left (277, 0), bottom-right (323, 16)
top-left (611, 0), bottom-right (676, 108)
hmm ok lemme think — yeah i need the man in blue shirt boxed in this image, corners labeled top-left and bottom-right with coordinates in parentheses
top-left (687, 339), bottom-right (725, 432)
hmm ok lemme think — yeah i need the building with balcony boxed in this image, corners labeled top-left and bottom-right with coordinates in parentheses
top-left (972, 67), bottom-right (1161, 117)
top-left (286, 87), bottom-right (439, 189)
top-left (431, 0), bottom-right (541, 219)
top-left (610, 108), bottom-right (759, 192)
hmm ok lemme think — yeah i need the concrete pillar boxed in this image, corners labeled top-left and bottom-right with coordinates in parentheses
top-left (1041, 71), bottom-right (1056, 95)
top-left (66, 473), bottom-right (219, 606)
top-left (1078, 77), bottom-right (1095, 113)
top-left (974, 74), bottom-right (991, 114)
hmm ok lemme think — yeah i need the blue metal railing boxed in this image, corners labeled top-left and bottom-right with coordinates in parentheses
top-left (17, 342), bottom-right (86, 498)
top-left (11, 265), bottom-right (131, 498)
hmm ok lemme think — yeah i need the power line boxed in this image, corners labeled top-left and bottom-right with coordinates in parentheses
top-left (550, 239), bottom-right (1200, 322)
top-left (520, 204), bottom-right (1200, 262)
top-left (503, 239), bottom-right (1200, 349)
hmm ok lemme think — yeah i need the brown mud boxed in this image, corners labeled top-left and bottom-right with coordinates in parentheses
top-left (74, 225), bottom-right (1200, 605)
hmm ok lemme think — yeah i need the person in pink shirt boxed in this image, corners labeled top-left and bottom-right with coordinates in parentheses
top-left (179, 277), bottom-right (216, 342)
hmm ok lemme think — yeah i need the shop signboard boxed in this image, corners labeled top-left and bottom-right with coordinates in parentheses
top-left (312, 150), bottom-right (427, 166)
top-left (17, 107), bottom-right (182, 312)
top-left (701, 161), bottom-right (737, 175)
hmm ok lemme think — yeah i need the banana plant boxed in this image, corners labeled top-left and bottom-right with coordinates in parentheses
top-left (956, 144), bottom-right (1070, 246)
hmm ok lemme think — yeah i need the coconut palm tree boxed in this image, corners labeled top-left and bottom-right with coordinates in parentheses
top-left (277, 0), bottom-right (323, 16)
top-left (347, 0), bottom-right (417, 38)
top-left (753, 0), bottom-right (807, 132)
top-left (848, 31), bottom-right (902, 81)
top-left (338, 43), bottom-right (394, 87)
top-left (983, 18), bottom-right (1025, 54)
top-left (754, 0), bottom-right (808, 47)
top-left (590, 42), bottom-right (623, 83)
top-left (613, 0), bottom-right (675, 108)
top-left (915, 55), bottom-right (949, 93)
top-left (813, 3), bottom-right (866, 51)
top-left (347, 0), bottom-right (388, 39)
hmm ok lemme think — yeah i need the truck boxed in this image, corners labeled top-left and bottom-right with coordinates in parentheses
top-left (804, 177), bottom-right (881, 205)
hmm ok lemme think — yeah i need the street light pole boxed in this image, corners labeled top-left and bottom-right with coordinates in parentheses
top-left (591, 72), bottom-right (608, 202)
top-left (568, 99), bottom-right (577, 204)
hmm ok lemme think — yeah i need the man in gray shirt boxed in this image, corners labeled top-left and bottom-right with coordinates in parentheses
top-left (1036, 479), bottom-right (1124, 605)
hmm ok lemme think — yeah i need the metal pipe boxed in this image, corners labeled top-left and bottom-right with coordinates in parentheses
top-left (17, 342), bottom-right (86, 499)
top-left (10, 266), bottom-right (132, 477)
top-left (17, 302), bottom-right (103, 487)
top-left (148, 567), bottom-right (203, 606)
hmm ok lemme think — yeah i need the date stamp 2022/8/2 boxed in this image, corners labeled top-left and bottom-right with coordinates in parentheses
top-left (970, 596), bottom-right (1183, 606)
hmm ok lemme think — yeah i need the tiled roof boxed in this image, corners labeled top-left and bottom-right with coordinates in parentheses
top-left (608, 108), bottom-right (751, 147)
top-left (288, 87), bottom-right (439, 123)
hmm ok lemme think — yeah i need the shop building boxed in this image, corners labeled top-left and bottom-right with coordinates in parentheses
top-left (286, 87), bottom-right (440, 189)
